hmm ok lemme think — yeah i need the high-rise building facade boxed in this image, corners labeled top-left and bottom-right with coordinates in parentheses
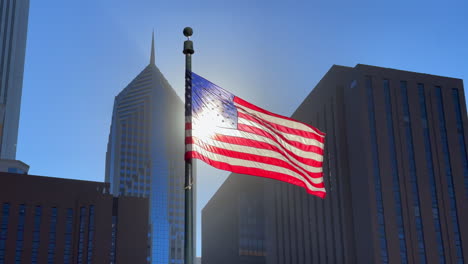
top-left (0, 172), bottom-right (149, 264)
top-left (202, 174), bottom-right (267, 264)
top-left (105, 35), bottom-right (186, 264)
top-left (202, 64), bottom-right (468, 264)
top-left (0, 0), bottom-right (29, 160)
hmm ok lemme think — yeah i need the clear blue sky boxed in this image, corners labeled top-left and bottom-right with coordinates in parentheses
top-left (18, 0), bottom-right (468, 257)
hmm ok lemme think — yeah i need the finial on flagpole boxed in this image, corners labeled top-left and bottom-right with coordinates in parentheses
top-left (183, 27), bottom-right (194, 55)
top-left (183, 27), bottom-right (193, 38)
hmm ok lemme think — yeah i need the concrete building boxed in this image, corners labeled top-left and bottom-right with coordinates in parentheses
top-left (202, 64), bottom-right (468, 264)
top-left (105, 34), bottom-right (187, 263)
top-left (202, 174), bottom-right (267, 264)
top-left (0, 172), bottom-right (148, 264)
top-left (0, 159), bottom-right (28, 174)
top-left (0, 0), bottom-right (30, 160)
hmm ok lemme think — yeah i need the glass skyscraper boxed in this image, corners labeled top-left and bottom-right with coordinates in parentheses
top-left (105, 34), bottom-right (186, 264)
top-left (0, 0), bottom-right (29, 160)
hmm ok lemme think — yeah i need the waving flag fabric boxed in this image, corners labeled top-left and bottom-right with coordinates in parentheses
top-left (185, 72), bottom-right (326, 198)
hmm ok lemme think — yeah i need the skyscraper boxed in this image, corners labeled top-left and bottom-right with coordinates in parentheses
top-left (203, 64), bottom-right (468, 264)
top-left (0, 0), bottom-right (29, 160)
top-left (105, 34), bottom-right (186, 264)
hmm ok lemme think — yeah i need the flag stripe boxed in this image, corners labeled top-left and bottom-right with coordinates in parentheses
top-left (238, 116), bottom-right (324, 151)
top-left (201, 133), bottom-right (323, 168)
top-left (187, 140), bottom-right (323, 189)
top-left (187, 116), bottom-right (324, 152)
top-left (186, 142), bottom-right (324, 188)
top-left (234, 97), bottom-right (326, 137)
top-left (186, 149), bottom-right (326, 193)
top-left (237, 107), bottom-right (325, 143)
top-left (187, 136), bottom-right (324, 180)
top-left (238, 120), bottom-right (324, 154)
top-left (188, 143), bottom-right (322, 188)
top-left (188, 127), bottom-right (323, 163)
top-left (238, 109), bottom-right (324, 147)
top-left (187, 151), bottom-right (326, 198)
top-left (187, 133), bottom-right (323, 173)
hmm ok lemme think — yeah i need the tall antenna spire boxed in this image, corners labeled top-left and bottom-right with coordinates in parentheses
top-left (150, 30), bottom-right (155, 65)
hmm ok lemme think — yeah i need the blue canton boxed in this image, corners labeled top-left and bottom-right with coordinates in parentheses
top-left (191, 72), bottom-right (238, 129)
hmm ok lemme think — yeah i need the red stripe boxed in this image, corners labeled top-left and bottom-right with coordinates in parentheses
top-left (189, 140), bottom-right (323, 188)
top-left (234, 96), bottom-right (326, 137)
top-left (186, 151), bottom-right (326, 199)
top-left (238, 111), bottom-right (324, 144)
top-left (186, 120), bottom-right (324, 158)
top-left (187, 137), bottom-right (324, 187)
top-left (186, 123), bottom-right (191, 130)
top-left (185, 134), bottom-right (323, 168)
top-left (185, 125), bottom-right (323, 165)
top-left (238, 123), bottom-right (324, 155)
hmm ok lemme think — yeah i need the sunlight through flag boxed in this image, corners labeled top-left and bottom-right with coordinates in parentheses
top-left (185, 72), bottom-right (326, 198)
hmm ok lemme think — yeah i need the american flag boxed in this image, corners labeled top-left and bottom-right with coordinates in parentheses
top-left (185, 72), bottom-right (326, 198)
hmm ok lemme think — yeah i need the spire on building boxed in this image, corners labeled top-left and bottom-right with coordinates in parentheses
top-left (150, 30), bottom-right (155, 65)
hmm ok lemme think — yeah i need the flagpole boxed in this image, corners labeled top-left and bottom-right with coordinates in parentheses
top-left (183, 27), bottom-right (195, 264)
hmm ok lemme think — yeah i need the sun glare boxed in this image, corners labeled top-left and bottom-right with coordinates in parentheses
top-left (192, 109), bottom-right (220, 139)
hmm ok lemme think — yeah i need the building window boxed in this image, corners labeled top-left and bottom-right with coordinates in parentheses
top-left (32, 206), bottom-right (42, 264)
top-left (383, 79), bottom-right (407, 263)
top-left (0, 203), bottom-right (10, 264)
top-left (87, 206), bottom-right (95, 264)
top-left (78, 207), bottom-right (86, 264)
top-left (435, 87), bottom-right (464, 263)
top-left (47, 207), bottom-right (58, 264)
top-left (110, 216), bottom-right (118, 264)
top-left (7, 168), bottom-right (25, 174)
top-left (14, 204), bottom-right (26, 264)
top-left (418, 85), bottom-right (445, 263)
top-left (366, 76), bottom-right (388, 263)
top-left (64, 209), bottom-right (73, 264)
top-left (451, 88), bottom-right (468, 199)
top-left (47, 208), bottom-right (58, 263)
top-left (401, 81), bottom-right (426, 262)
top-left (238, 195), bottom-right (265, 257)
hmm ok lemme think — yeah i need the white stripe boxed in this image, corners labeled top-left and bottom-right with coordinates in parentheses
top-left (189, 144), bottom-right (326, 192)
top-left (238, 117), bottom-right (324, 153)
top-left (237, 111), bottom-right (324, 149)
top-left (237, 108), bottom-right (324, 148)
top-left (188, 128), bottom-right (323, 163)
top-left (191, 135), bottom-right (323, 175)
top-left (234, 102), bottom-right (325, 138)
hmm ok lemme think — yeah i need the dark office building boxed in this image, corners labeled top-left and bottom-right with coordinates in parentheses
top-left (0, 172), bottom-right (148, 264)
top-left (202, 174), bottom-right (268, 264)
top-left (202, 64), bottom-right (468, 264)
